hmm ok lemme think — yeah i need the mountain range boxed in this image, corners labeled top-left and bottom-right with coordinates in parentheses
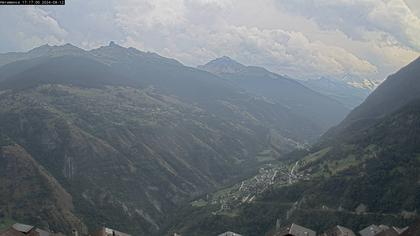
top-left (0, 43), bottom-right (349, 235)
top-left (301, 77), bottom-right (373, 109)
top-left (198, 56), bottom-right (349, 130)
top-left (166, 56), bottom-right (420, 236)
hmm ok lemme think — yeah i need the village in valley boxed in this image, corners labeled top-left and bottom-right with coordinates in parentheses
top-left (179, 155), bottom-right (419, 236)
top-left (190, 158), bottom-right (307, 215)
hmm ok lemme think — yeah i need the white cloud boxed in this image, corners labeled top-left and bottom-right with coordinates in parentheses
top-left (164, 25), bottom-right (377, 78)
top-left (405, 0), bottom-right (420, 16)
top-left (0, 6), bottom-right (67, 50)
top-left (24, 7), bottom-right (67, 38)
top-left (115, 0), bottom-right (377, 79)
top-left (368, 0), bottom-right (420, 50)
top-left (0, 0), bottom-right (419, 81)
top-left (277, 0), bottom-right (420, 50)
top-left (116, 0), bottom-right (187, 29)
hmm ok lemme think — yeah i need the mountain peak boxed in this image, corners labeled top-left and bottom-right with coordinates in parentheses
top-left (210, 56), bottom-right (242, 66)
top-left (108, 41), bottom-right (124, 48)
top-left (198, 56), bottom-right (246, 75)
top-left (91, 42), bottom-right (130, 56)
top-left (27, 44), bottom-right (52, 53)
top-left (217, 55), bottom-right (236, 62)
top-left (88, 42), bottom-right (183, 66)
top-left (27, 43), bottom-right (85, 57)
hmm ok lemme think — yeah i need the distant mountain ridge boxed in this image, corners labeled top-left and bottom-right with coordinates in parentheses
top-left (199, 57), bottom-right (375, 110)
top-left (326, 56), bottom-right (420, 139)
top-left (198, 56), bottom-right (246, 75)
top-left (0, 42), bottom-right (182, 69)
top-left (199, 57), bottom-right (349, 131)
top-left (301, 77), bottom-right (371, 109)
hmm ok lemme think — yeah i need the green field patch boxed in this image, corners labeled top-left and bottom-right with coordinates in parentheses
top-left (214, 209), bottom-right (240, 217)
top-left (298, 147), bottom-right (332, 174)
top-left (302, 147), bottom-right (332, 163)
top-left (327, 155), bottom-right (361, 174)
top-left (256, 149), bottom-right (275, 162)
top-left (416, 154), bottom-right (420, 162)
top-left (191, 199), bottom-right (208, 207)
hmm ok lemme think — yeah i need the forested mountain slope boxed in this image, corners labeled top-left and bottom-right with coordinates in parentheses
top-left (326, 57), bottom-right (420, 138)
top-left (0, 43), bottom-right (343, 235)
top-left (166, 57), bottom-right (420, 236)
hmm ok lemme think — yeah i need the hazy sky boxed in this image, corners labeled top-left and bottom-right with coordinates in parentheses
top-left (1, 0), bottom-right (420, 81)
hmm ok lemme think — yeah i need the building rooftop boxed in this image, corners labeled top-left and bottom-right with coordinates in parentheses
top-left (359, 225), bottom-right (380, 236)
top-left (321, 225), bottom-right (356, 236)
top-left (91, 227), bottom-right (131, 236)
top-left (274, 223), bottom-right (316, 236)
top-left (218, 231), bottom-right (243, 236)
top-left (11, 223), bottom-right (34, 233)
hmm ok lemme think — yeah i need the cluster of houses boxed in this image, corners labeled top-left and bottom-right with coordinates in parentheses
top-left (1, 221), bottom-right (419, 236)
top-left (214, 166), bottom-right (293, 212)
top-left (0, 223), bottom-right (129, 236)
top-left (272, 223), bottom-right (411, 236)
top-left (216, 222), bottom-right (419, 236)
